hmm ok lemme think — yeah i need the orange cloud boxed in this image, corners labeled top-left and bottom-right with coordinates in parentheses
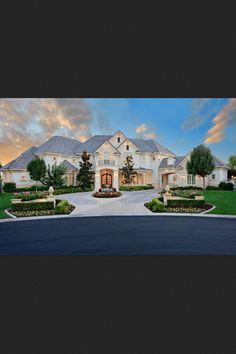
top-left (204, 98), bottom-right (236, 144)
top-left (0, 98), bottom-right (93, 164)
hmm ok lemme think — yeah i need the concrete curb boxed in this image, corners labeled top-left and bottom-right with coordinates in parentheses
top-left (1, 211), bottom-right (236, 223)
top-left (4, 209), bottom-right (16, 219)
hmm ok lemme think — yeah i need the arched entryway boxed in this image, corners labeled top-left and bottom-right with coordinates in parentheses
top-left (100, 169), bottom-right (113, 188)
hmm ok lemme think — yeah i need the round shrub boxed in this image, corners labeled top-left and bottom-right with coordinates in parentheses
top-left (147, 198), bottom-right (165, 212)
top-left (219, 182), bottom-right (234, 191)
top-left (55, 200), bottom-right (71, 214)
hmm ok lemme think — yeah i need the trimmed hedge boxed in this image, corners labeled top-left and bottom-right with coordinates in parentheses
top-left (3, 182), bottom-right (16, 193)
top-left (53, 187), bottom-right (93, 195)
top-left (119, 185), bottom-right (154, 191)
top-left (167, 199), bottom-right (205, 208)
top-left (14, 192), bottom-right (48, 201)
top-left (12, 201), bottom-right (54, 212)
top-left (205, 186), bottom-right (220, 190)
top-left (15, 185), bottom-right (48, 192)
top-left (170, 186), bottom-right (203, 191)
top-left (219, 182), bottom-right (234, 191)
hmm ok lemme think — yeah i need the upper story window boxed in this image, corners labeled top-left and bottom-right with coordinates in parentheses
top-left (126, 145), bottom-right (129, 150)
top-left (211, 174), bottom-right (215, 180)
top-left (53, 157), bottom-right (57, 161)
top-left (117, 137), bottom-right (120, 143)
top-left (21, 175), bottom-right (26, 181)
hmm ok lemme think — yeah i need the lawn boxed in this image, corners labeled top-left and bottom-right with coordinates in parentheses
top-left (0, 193), bottom-right (13, 219)
top-left (204, 190), bottom-right (236, 215)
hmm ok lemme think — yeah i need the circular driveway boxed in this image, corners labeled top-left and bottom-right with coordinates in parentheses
top-left (58, 189), bottom-right (161, 216)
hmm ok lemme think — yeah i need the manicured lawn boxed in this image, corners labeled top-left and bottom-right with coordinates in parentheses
top-left (0, 193), bottom-right (13, 219)
top-left (204, 190), bottom-right (236, 215)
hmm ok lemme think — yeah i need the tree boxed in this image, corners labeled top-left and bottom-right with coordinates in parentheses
top-left (122, 155), bottom-right (136, 185)
top-left (187, 144), bottom-right (215, 189)
top-left (77, 151), bottom-right (94, 189)
top-left (228, 156), bottom-right (236, 180)
top-left (229, 156), bottom-right (236, 170)
top-left (43, 163), bottom-right (67, 189)
top-left (27, 157), bottom-right (47, 191)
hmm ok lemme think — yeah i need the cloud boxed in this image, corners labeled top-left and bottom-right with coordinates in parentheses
top-left (181, 98), bottom-right (212, 130)
top-left (136, 123), bottom-right (157, 139)
top-left (0, 98), bottom-right (94, 164)
top-left (204, 98), bottom-right (236, 144)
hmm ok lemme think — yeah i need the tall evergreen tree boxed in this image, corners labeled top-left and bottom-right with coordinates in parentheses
top-left (27, 157), bottom-right (47, 191)
top-left (43, 163), bottom-right (67, 189)
top-left (187, 144), bottom-right (214, 188)
top-left (122, 155), bottom-right (136, 185)
top-left (77, 151), bottom-right (94, 189)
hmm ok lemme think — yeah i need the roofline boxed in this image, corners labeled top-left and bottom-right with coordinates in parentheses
top-left (92, 139), bottom-right (120, 154)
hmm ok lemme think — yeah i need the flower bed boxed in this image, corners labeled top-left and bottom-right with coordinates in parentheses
top-left (9, 199), bottom-right (75, 217)
top-left (13, 191), bottom-right (48, 201)
top-left (93, 191), bottom-right (122, 198)
top-left (145, 197), bottom-right (213, 214)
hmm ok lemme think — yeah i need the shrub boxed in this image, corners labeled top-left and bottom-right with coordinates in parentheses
top-left (13, 191), bottom-right (47, 201)
top-left (219, 182), bottom-right (234, 191)
top-left (15, 185), bottom-right (48, 192)
top-left (119, 185), bottom-right (154, 191)
top-left (170, 186), bottom-right (203, 191)
top-left (171, 189), bottom-right (203, 199)
top-left (147, 198), bottom-right (165, 212)
top-left (55, 200), bottom-right (70, 214)
top-left (12, 201), bottom-right (54, 212)
top-left (3, 182), bottom-right (16, 193)
top-left (53, 187), bottom-right (83, 195)
top-left (167, 199), bottom-right (205, 208)
top-left (205, 186), bottom-right (220, 190)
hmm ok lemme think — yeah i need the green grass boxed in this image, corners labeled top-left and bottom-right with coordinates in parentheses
top-left (204, 190), bottom-right (236, 215)
top-left (0, 193), bottom-right (13, 219)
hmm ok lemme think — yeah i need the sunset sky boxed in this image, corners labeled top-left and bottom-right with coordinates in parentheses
top-left (0, 98), bottom-right (235, 165)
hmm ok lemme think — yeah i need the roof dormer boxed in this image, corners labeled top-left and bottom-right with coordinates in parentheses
top-left (109, 130), bottom-right (127, 148)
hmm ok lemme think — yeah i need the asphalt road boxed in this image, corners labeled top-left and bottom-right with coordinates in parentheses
top-left (0, 216), bottom-right (236, 255)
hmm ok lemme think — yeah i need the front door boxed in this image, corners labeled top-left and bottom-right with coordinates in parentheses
top-left (101, 173), bottom-right (112, 188)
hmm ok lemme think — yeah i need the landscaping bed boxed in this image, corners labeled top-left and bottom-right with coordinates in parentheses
top-left (8, 198), bottom-right (75, 218)
top-left (93, 191), bottom-right (122, 198)
top-left (144, 199), bottom-right (213, 214)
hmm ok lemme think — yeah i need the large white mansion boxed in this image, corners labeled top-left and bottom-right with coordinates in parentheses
top-left (0, 130), bottom-right (229, 190)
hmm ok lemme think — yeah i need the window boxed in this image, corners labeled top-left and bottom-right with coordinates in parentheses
top-left (117, 137), bottom-right (120, 143)
top-left (104, 152), bottom-right (110, 164)
top-left (21, 175), bottom-right (26, 181)
top-left (126, 145), bottom-right (129, 150)
top-left (212, 174), bottom-right (215, 180)
top-left (187, 174), bottom-right (196, 185)
top-left (173, 174), bottom-right (177, 182)
top-left (53, 157), bottom-right (57, 161)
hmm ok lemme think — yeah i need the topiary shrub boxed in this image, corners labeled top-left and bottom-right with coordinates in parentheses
top-left (219, 182), bottom-right (234, 191)
top-left (147, 198), bottom-right (165, 212)
top-left (3, 182), bottom-right (16, 193)
top-left (55, 200), bottom-right (70, 214)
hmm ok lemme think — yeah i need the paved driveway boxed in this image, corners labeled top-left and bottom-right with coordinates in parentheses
top-left (58, 189), bottom-right (160, 216)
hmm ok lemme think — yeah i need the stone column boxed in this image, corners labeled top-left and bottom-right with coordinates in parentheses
top-left (113, 170), bottom-right (119, 191)
top-left (95, 170), bottom-right (100, 191)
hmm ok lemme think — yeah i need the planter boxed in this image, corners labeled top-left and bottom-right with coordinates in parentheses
top-left (11, 199), bottom-right (22, 203)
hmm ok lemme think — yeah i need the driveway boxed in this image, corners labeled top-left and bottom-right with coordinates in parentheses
top-left (58, 189), bottom-right (160, 216)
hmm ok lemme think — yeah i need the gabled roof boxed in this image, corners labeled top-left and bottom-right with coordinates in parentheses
top-left (62, 160), bottom-right (79, 172)
top-left (159, 156), bottom-right (186, 169)
top-left (212, 155), bottom-right (228, 167)
top-left (75, 135), bottom-right (113, 153)
top-left (0, 146), bottom-right (37, 171)
top-left (36, 136), bottom-right (82, 155)
top-left (129, 139), bottom-right (176, 155)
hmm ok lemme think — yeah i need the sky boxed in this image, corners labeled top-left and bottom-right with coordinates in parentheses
top-left (0, 98), bottom-right (235, 165)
